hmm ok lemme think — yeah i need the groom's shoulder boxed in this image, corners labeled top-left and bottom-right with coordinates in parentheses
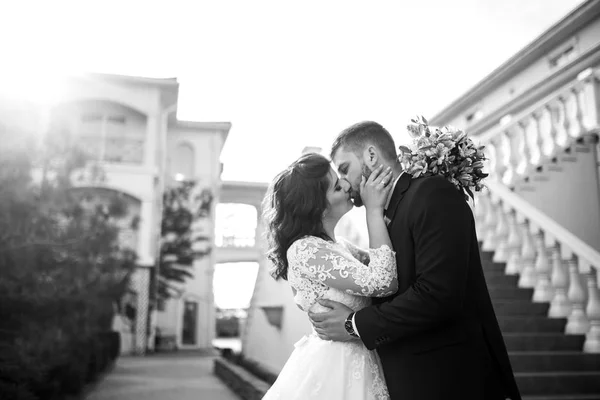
top-left (406, 175), bottom-right (465, 208)
top-left (408, 174), bottom-right (455, 194)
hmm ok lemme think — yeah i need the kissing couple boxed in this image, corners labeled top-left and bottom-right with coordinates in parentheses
top-left (260, 119), bottom-right (522, 400)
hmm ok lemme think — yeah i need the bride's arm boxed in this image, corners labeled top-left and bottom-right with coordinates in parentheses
top-left (288, 237), bottom-right (398, 298)
top-left (360, 165), bottom-right (394, 253)
top-left (338, 237), bottom-right (370, 265)
top-left (366, 208), bottom-right (393, 251)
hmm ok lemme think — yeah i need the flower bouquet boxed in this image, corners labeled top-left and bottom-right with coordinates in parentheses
top-left (399, 115), bottom-right (488, 201)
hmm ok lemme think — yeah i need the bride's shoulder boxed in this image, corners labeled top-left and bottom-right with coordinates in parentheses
top-left (287, 235), bottom-right (331, 255)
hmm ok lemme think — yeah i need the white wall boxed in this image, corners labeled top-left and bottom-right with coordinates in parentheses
top-left (516, 142), bottom-right (600, 252)
top-left (242, 258), bottom-right (312, 372)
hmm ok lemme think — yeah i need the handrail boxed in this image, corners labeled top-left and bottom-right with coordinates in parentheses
top-left (486, 180), bottom-right (600, 270)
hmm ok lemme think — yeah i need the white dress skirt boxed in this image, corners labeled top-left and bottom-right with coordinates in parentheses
top-left (262, 329), bottom-right (390, 400)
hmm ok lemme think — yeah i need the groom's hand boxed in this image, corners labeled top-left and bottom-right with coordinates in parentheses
top-left (308, 299), bottom-right (356, 342)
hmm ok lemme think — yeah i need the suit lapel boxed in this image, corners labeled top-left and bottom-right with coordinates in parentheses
top-left (384, 172), bottom-right (412, 223)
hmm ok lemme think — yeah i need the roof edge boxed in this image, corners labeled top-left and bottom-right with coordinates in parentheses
top-left (430, 0), bottom-right (600, 126)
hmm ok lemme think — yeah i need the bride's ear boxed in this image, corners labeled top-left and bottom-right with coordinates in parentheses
top-left (363, 145), bottom-right (379, 168)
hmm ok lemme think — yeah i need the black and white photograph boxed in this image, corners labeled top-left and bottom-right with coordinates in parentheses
top-left (1, 0), bottom-right (599, 399)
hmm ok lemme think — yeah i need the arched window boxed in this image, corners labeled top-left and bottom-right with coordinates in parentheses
top-left (172, 142), bottom-right (195, 181)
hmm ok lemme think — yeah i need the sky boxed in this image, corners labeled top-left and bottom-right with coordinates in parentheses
top-left (0, 0), bottom-right (585, 184)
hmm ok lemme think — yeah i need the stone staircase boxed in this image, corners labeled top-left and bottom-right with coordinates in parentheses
top-left (482, 248), bottom-right (600, 399)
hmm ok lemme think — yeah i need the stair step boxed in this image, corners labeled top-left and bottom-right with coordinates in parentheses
top-left (510, 351), bottom-right (600, 372)
top-left (484, 268), bottom-right (514, 278)
top-left (498, 317), bottom-right (566, 333)
top-left (482, 261), bottom-right (507, 271)
top-left (489, 287), bottom-right (534, 300)
top-left (504, 334), bottom-right (585, 351)
top-left (516, 371), bottom-right (600, 396)
top-left (493, 301), bottom-right (549, 316)
top-left (480, 251), bottom-right (494, 261)
top-left (485, 274), bottom-right (520, 286)
top-left (523, 395), bottom-right (600, 400)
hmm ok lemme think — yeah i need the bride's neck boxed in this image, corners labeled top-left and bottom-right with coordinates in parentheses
top-left (322, 218), bottom-right (337, 241)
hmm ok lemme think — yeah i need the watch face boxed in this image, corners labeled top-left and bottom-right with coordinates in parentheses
top-left (344, 320), bottom-right (355, 335)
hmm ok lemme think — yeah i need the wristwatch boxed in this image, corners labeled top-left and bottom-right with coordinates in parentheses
top-left (344, 312), bottom-right (359, 338)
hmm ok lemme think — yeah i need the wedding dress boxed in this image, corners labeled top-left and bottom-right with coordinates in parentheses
top-left (262, 236), bottom-right (397, 400)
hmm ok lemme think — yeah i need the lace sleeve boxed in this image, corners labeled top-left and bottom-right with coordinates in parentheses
top-left (338, 237), bottom-right (370, 265)
top-left (288, 236), bottom-right (398, 297)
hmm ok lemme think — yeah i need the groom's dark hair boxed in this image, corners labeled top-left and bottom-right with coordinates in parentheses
top-left (330, 121), bottom-right (397, 161)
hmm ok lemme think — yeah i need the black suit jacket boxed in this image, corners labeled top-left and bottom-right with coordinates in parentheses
top-left (355, 174), bottom-right (521, 400)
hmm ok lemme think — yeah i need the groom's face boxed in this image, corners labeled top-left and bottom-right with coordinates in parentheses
top-left (332, 147), bottom-right (367, 207)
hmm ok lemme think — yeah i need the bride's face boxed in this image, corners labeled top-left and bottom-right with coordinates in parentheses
top-left (332, 147), bottom-right (366, 207)
top-left (324, 168), bottom-right (353, 220)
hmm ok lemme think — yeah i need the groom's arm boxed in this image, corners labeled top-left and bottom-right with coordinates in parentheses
top-left (354, 177), bottom-right (474, 350)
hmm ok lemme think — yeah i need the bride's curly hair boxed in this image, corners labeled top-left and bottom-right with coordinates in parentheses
top-left (262, 153), bottom-right (333, 280)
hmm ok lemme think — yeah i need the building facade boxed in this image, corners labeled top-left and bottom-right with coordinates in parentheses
top-left (2, 73), bottom-right (230, 354)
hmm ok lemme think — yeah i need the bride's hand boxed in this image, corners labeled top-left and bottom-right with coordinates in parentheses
top-left (360, 165), bottom-right (393, 212)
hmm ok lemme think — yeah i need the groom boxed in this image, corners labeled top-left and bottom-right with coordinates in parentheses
top-left (309, 121), bottom-right (521, 400)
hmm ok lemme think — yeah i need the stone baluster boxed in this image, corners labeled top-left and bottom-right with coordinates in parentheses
top-left (548, 242), bottom-right (571, 318)
top-left (584, 268), bottom-right (600, 353)
top-left (562, 87), bottom-right (580, 140)
top-left (502, 129), bottom-right (520, 186)
top-left (555, 95), bottom-right (570, 148)
top-left (576, 68), bottom-right (600, 132)
top-left (518, 220), bottom-right (537, 288)
top-left (504, 210), bottom-right (523, 275)
top-left (536, 106), bottom-right (554, 159)
top-left (492, 203), bottom-right (510, 263)
top-left (568, 84), bottom-right (585, 139)
top-left (525, 114), bottom-right (542, 166)
top-left (491, 136), bottom-right (507, 182)
top-left (532, 230), bottom-right (554, 303)
top-left (544, 103), bottom-right (559, 158)
top-left (516, 120), bottom-right (531, 177)
top-left (482, 196), bottom-right (500, 252)
top-left (565, 256), bottom-right (590, 334)
top-left (533, 111), bottom-right (547, 165)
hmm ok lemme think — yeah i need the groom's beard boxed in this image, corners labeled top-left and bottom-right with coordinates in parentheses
top-left (351, 164), bottom-right (374, 207)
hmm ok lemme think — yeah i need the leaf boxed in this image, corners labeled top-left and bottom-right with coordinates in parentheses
top-left (398, 145), bottom-right (412, 154)
top-left (465, 186), bottom-right (474, 201)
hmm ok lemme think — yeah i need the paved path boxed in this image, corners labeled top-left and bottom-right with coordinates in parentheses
top-left (86, 351), bottom-right (239, 400)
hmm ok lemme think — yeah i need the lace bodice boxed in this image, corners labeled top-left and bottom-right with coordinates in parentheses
top-left (287, 236), bottom-right (398, 313)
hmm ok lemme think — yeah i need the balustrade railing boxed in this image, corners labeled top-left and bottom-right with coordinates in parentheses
top-left (476, 67), bottom-right (600, 186)
top-left (475, 183), bottom-right (600, 353)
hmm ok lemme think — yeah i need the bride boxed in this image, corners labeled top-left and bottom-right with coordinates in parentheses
top-left (261, 152), bottom-right (397, 400)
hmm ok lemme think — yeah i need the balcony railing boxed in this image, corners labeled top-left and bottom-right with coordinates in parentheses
top-left (218, 235), bottom-right (256, 248)
top-left (479, 67), bottom-right (600, 187)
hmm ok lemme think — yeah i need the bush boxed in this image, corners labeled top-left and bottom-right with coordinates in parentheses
top-left (0, 115), bottom-right (136, 398)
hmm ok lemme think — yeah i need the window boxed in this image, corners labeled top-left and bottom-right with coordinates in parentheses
top-left (79, 113), bottom-right (144, 164)
top-left (549, 46), bottom-right (576, 68)
top-left (465, 109), bottom-right (483, 123)
top-left (548, 38), bottom-right (578, 69)
top-left (172, 142), bottom-right (195, 181)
